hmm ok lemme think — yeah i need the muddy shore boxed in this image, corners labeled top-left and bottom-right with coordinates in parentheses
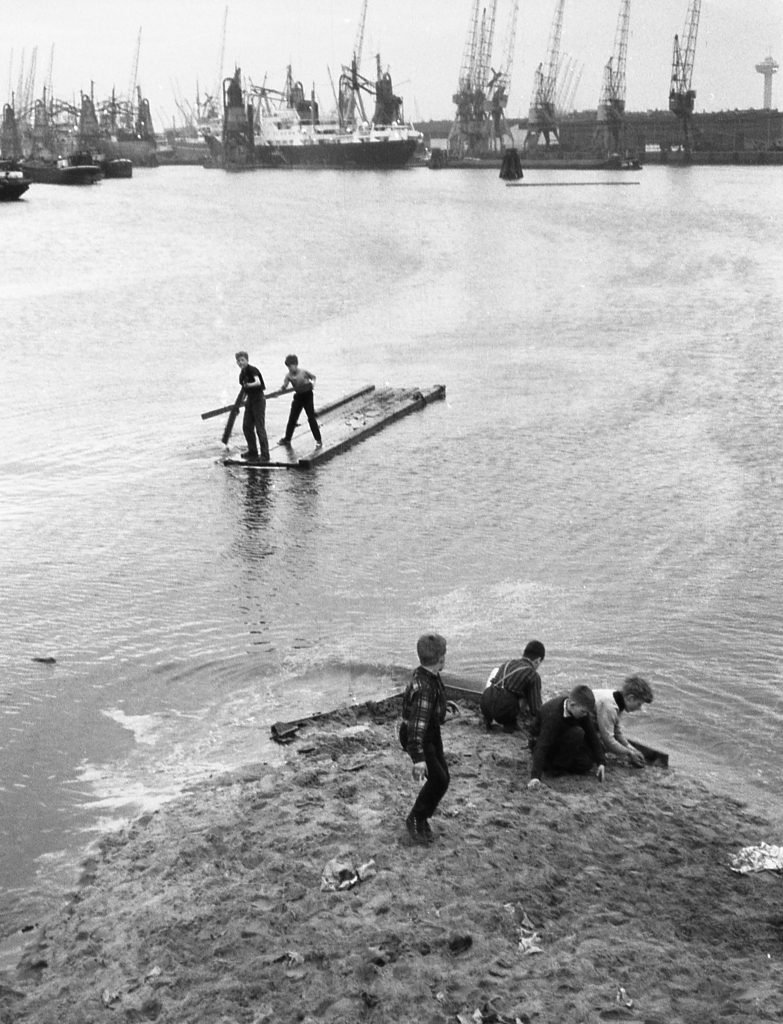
top-left (1, 697), bottom-right (781, 1024)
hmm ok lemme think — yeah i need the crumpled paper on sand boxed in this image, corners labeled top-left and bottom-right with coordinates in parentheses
top-left (320, 856), bottom-right (377, 891)
top-left (729, 842), bottom-right (783, 874)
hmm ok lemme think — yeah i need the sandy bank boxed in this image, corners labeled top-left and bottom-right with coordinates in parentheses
top-left (1, 697), bottom-right (781, 1024)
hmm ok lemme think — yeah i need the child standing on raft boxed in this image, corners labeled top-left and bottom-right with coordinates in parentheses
top-left (278, 354), bottom-right (322, 448)
top-left (399, 633), bottom-right (451, 845)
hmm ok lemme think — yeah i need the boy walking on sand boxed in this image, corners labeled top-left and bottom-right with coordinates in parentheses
top-left (399, 633), bottom-right (450, 845)
top-left (235, 351), bottom-right (270, 462)
top-left (278, 354), bottom-right (322, 447)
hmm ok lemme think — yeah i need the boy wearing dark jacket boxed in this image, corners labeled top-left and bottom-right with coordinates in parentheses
top-left (528, 685), bottom-right (606, 789)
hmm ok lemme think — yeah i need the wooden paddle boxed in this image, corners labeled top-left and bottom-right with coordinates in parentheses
top-left (219, 388), bottom-right (287, 446)
top-left (220, 389), bottom-right (246, 445)
top-left (202, 387), bottom-right (285, 420)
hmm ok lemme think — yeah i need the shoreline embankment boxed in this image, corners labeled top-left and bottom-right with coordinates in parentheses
top-left (1, 696), bottom-right (781, 1024)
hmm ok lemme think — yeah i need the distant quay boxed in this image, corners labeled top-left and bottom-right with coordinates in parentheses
top-left (419, 106), bottom-right (783, 166)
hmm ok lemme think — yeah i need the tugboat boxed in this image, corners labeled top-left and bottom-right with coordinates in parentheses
top-left (11, 96), bottom-right (102, 185)
top-left (21, 151), bottom-right (102, 185)
top-left (0, 159), bottom-right (31, 200)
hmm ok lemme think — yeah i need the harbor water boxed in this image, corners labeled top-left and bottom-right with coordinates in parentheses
top-left (1, 162), bottom-right (782, 938)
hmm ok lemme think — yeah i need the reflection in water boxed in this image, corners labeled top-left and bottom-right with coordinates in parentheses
top-left (242, 470), bottom-right (274, 536)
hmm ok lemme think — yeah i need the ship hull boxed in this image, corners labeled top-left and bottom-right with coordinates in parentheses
top-left (229, 136), bottom-right (419, 171)
top-left (0, 177), bottom-right (30, 200)
top-left (21, 162), bottom-right (102, 185)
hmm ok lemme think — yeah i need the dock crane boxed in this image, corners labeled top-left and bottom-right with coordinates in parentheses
top-left (125, 27), bottom-right (142, 130)
top-left (339, 0), bottom-right (369, 125)
top-left (596, 0), bottom-right (631, 157)
top-left (448, 0), bottom-right (481, 156)
top-left (669, 0), bottom-right (701, 155)
top-left (524, 0), bottom-right (566, 152)
top-left (448, 0), bottom-right (520, 159)
top-left (487, 0), bottom-right (519, 146)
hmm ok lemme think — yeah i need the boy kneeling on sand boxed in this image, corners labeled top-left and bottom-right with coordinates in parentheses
top-left (399, 633), bottom-right (452, 845)
top-left (592, 675), bottom-right (654, 767)
top-left (527, 684), bottom-right (606, 790)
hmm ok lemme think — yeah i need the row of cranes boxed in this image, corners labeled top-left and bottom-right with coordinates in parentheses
top-left (448, 0), bottom-right (702, 160)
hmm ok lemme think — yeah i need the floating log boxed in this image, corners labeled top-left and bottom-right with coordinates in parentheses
top-left (506, 181), bottom-right (640, 188)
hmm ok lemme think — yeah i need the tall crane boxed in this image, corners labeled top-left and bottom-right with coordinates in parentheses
top-left (449, 0), bottom-right (516, 159)
top-left (557, 56), bottom-right (583, 115)
top-left (669, 0), bottom-right (701, 155)
top-left (22, 46), bottom-right (38, 116)
top-left (476, 1), bottom-right (498, 96)
top-left (215, 6), bottom-right (228, 101)
top-left (596, 0), bottom-right (631, 156)
top-left (524, 0), bottom-right (566, 151)
top-left (448, 0), bottom-right (482, 157)
top-left (339, 0), bottom-right (369, 125)
top-left (353, 0), bottom-right (369, 72)
top-left (126, 27), bottom-right (142, 128)
top-left (487, 0), bottom-right (518, 144)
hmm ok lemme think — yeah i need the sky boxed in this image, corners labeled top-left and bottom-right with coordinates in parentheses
top-left (4, 0), bottom-right (782, 128)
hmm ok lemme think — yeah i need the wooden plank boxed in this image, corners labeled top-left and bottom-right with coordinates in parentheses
top-left (221, 390), bottom-right (246, 446)
top-left (297, 385), bottom-right (446, 468)
top-left (312, 384), bottom-right (376, 418)
top-left (506, 181), bottom-right (640, 188)
top-left (202, 387), bottom-right (285, 421)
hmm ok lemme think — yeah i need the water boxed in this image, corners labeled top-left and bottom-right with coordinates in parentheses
top-left (1, 163), bottom-right (782, 937)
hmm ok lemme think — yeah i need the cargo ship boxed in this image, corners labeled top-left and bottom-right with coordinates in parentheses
top-left (217, 59), bottom-right (422, 171)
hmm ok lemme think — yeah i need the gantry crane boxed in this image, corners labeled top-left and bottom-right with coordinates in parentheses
top-left (448, 0), bottom-right (518, 159)
top-left (523, 0), bottom-right (566, 152)
top-left (596, 0), bottom-right (631, 156)
top-left (669, 0), bottom-right (701, 155)
top-left (448, 0), bottom-right (481, 156)
top-left (339, 0), bottom-right (370, 125)
top-left (487, 0), bottom-right (519, 145)
top-left (125, 27), bottom-right (142, 130)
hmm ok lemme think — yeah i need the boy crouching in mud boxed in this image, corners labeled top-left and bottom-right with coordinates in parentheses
top-left (399, 632), bottom-right (452, 845)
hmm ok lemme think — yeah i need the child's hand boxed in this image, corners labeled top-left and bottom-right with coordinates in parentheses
top-left (412, 763), bottom-right (428, 782)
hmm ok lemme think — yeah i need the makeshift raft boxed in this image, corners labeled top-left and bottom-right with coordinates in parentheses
top-left (222, 384), bottom-right (446, 469)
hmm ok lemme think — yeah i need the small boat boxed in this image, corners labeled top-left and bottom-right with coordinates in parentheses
top-left (0, 159), bottom-right (31, 200)
top-left (97, 156), bottom-right (133, 178)
top-left (21, 152), bottom-right (102, 185)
